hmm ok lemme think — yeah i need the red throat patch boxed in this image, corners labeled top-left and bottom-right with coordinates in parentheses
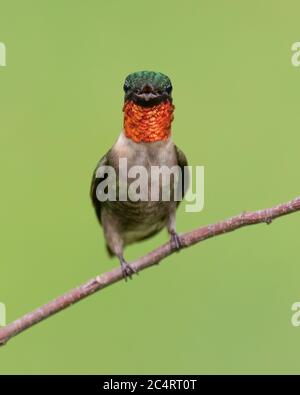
top-left (123, 100), bottom-right (174, 143)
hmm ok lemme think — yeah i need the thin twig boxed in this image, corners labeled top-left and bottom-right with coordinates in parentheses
top-left (0, 196), bottom-right (300, 346)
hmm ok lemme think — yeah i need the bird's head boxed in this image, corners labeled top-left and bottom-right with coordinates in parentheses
top-left (123, 71), bottom-right (172, 107)
top-left (122, 71), bottom-right (174, 143)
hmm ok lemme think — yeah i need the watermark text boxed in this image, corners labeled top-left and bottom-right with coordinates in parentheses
top-left (95, 159), bottom-right (204, 213)
top-left (0, 303), bottom-right (6, 326)
top-left (0, 42), bottom-right (6, 67)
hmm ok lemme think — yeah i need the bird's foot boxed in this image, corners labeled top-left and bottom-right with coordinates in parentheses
top-left (120, 259), bottom-right (138, 281)
top-left (170, 232), bottom-right (182, 251)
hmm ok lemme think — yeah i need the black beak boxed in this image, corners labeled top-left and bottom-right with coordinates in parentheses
top-left (141, 84), bottom-right (154, 93)
top-left (125, 83), bottom-right (172, 107)
top-left (133, 84), bottom-right (162, 103)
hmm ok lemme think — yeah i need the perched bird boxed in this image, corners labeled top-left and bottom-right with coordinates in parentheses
top-left (91, 71), bottom-right (188, 279)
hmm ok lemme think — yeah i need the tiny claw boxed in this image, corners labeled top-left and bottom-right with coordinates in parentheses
top-left (170, 232), bottom-right (182, 251)
top-left (120, 260), bottom-right (137, 281)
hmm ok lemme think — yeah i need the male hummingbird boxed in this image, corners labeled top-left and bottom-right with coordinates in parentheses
top-left (90, 71), bottom-right (188, 279)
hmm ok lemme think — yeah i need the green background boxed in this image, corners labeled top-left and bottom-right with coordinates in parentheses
top-left (0, 0), bottom-right (300, 374)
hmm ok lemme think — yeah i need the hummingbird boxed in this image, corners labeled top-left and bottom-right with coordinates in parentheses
top-left (90, 71), bottom-right (188, 279)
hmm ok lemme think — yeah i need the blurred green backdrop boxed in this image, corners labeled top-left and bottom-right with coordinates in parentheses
top-left (0, 0), bottom-right (300, 374)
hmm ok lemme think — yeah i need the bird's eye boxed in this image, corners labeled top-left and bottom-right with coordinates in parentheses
top-left (165, 85), bottom-right (172, 94)
top-left (123, 82), bottom-right (131, 92)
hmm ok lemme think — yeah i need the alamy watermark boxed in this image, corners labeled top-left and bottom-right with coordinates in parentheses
top-left (0, 42), bottom-right (6, 67)
top-left (291, 302), bottom-right (300, 327)
top-left (0, 303), bottom-right (6, 326)
top-left (291, 42), bottom-right (300, 67)
top-left (96, 158), bottom-right (204, 213)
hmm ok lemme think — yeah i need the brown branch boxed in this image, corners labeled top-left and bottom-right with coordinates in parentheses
top-left (1, 195), bottom-right (300, 346)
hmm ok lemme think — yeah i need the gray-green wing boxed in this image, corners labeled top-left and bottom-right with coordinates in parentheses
top-left (90, 151), bottom-right (111, 224)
